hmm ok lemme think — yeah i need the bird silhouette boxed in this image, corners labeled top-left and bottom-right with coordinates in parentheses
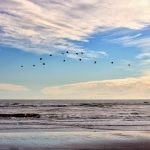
top-left (81, 52), bottom-right (84, 55)
top-left (110, 61), bottom-right (114, 64)
top-left (79, 58), bottom-right (82, 61)
top-left (20, 65), bottom-right (24, 68)
top-left (76, 53), bottom-right (79, 55)
top-left (66, 51), bottom-right (69, 54)
top-left (43, 63), bottom-right (45, 65)
top-left (49, 54), bottom-right (52, 56)
top-left (40, 58), bottom-right (42, 60)
top-left (128, 64), bottom-right (131, 67)
top-left (33, 65), bottom-right (35, 67)
top-left (94, 61), bottom-right (97, 64)
top-left (63, 60), bottom-right (66, 62)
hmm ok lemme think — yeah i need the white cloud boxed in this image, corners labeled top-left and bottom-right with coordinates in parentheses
top-left (63, 50), bottom-right (107, 60)
top-left (112, 34), bottom-right (150, 67)
top-left (113, 35), bottom-right (150, 51)
top-left (0, 83), bottom-right (28, 92)
top-left (0, 0), bottom-right (150, 57)
top-left (42, 73), bottom-right (150, 99)
top-left (136, 52), bottom-right (150, 59)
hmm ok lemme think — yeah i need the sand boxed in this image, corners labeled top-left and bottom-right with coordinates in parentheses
top-left (2, 139), bottom-right (150, 150)
top-left (0, 131), bottom-right (150, 150)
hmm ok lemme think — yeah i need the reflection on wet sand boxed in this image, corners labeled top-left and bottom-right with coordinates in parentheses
top-left (0, 100), bottom-right (150, 149)
top-left (0, 131), bottom-right (150, 150)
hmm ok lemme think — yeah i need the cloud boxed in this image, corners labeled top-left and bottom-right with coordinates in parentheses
top-left (136, 52), bottom-right (150, 59)
top-left (42, 73), bottom-right (150, 99)
top-left (113, 34), bottom-right (150, 51)
top-left (0, 0), bottom-right (150, 57)
top-left (0, 83), bottom-right (28, 92)
top-left (111, 33), bottom-right (150, 67)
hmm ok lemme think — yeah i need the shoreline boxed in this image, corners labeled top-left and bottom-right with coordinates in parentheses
top-left (0, 128), bottom-right (150, 133)
top-left (2, 140), bottom-right (150, 150)
top-left (0, 131), bottom-right (150, 150)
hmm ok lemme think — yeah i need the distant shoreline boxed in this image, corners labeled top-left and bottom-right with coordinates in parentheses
top-left (0, 99), bottom-right (150, 101)
top-left (0, 99), bottom-right (150, 104)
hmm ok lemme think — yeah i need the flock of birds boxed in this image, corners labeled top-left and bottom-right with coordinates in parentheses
top-left (20, 50), bottom-right (131, 68)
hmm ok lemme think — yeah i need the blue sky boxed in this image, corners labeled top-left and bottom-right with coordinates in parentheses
top-left (0, 0), bottom-right (150, 99)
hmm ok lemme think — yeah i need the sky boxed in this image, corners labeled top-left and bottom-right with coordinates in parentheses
top-left (0, 0), bottom-right (150, 99)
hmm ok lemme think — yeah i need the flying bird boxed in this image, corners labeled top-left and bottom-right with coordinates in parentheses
top-left (79, 58), bottom-right (82, 61)
top-left (40, 58), bottom-right (42, 60)
top-left (81, 52), bottom-right (84, 55)
top-left (76, 53), bottom-right (79, 55)
top-left (94, 61), bottom-right (97, 64)
top-left (128, 64), bottom-right (131, 67)
top-left (110, 61), bottom-right (114, 64)
top-left (20, 65), bottom-right (24, 68)
top-left (49, 54), bottom-right (52, 56)
top-left (33, 65), bottom-right (35, 67)
top-left (63, 60), bottom-right (66, 62)
top-left (43, 63), bottom-right (45, 65)
top-left (66, 51), bottom-right (69, 54)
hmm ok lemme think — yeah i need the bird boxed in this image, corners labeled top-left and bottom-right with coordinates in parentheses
top-left (128, 64), bottom-right (131, 67)
top-left (40, 58), bottom-right (42, 60)
top-left (49, 54), bottom-right (52, 56)
top-left (94, 61), bottom-right (97, 64)
top-left (63, 59), bottom-right (66, 62)
top-left (20, 65), bottom-right (24, 68)
top-left (81, 52), bottom-right (84, 55)
top-left (79, 58), bottom-right (82, 61)
top-left (66, 51), bottom-right (69, 54)
top-left (33, 65), bottom-right (35, 67)
top-left (43, 63), bottom-right (45, 65)
top-left (110, 61), bottom-right (114, 64)
top-left (76, 53), bottom-right (79, 55)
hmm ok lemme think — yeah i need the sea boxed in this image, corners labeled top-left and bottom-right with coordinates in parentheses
top-left (0, 100), bottom-right (150, 131)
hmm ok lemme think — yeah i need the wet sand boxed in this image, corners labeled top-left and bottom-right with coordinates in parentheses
top-left (0, 131), bottom-right (150, 150)
top-left (51, 140), bottom-right (150, 150)
top-left (2, 139), bottom-right (150, 150)
top-left (0, 100), bottom-right (150, 149)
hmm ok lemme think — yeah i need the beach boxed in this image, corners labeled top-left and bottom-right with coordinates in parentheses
top-left (0, 131), bottom-right (150, 150)
top-left (0, 100), bottom-right (150, 150)
top-left (1, 0), bottom-right (150, 149)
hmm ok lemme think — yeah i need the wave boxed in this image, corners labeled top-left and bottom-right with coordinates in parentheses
top-left (0, 113), bottom-right (40, 118)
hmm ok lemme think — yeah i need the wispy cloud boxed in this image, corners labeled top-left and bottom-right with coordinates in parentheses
top-left (112, 32), bottom-right (150, 67)
top-left (137, 52), bottom-right (150, 59)
top-left (0, 83), bottom-right (28, 92)
top-left (113, 34), bottom-right (150, 51)
top-left (0, 0), bottom-right (150, 57)
top-left (42, 72), bottom-right (150, 99)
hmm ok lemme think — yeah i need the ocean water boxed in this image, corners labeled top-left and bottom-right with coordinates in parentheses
top-left (0, 100), bottom-right (150, 131)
